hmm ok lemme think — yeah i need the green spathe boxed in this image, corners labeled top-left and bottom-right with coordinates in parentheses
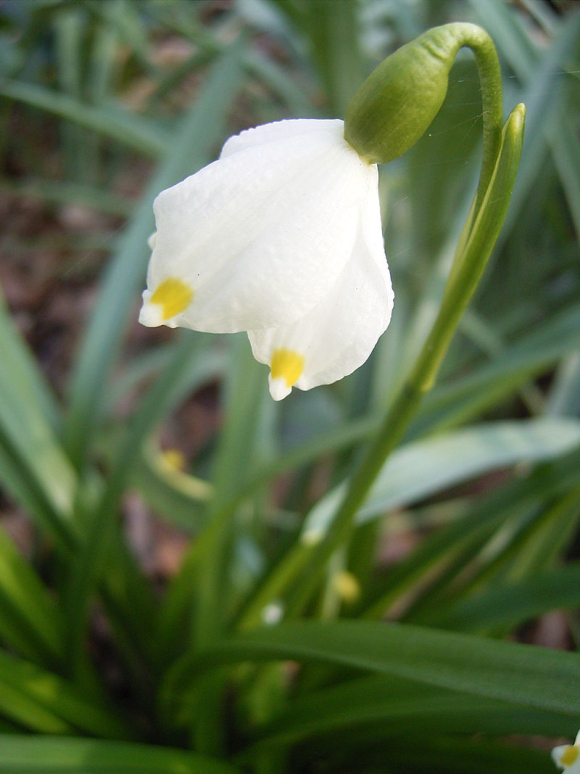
top-left (344, 23), bottom-right (501, 165)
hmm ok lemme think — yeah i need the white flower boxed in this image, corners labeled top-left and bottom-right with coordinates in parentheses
top-left (553, 731), bottom-right (580, 772)
top-left (139, 119), bottom-right (394, 400)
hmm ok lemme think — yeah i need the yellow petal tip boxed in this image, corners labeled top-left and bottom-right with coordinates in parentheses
top-left (561, 746), bottom-right (580, 767)
top-left (140, 278), bottom-right (194, 327)
top-left (270, 348), bottom-right (304, 388)
top-left (332, 571), bottom-right (361, 603)
top-left (159, 449), bottom-right (186, 472)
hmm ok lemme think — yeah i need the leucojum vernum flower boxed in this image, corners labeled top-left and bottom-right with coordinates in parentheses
top-left (138, 23), bottom-right (517, 402)
top-left (553, 731), bottom-right (580, 772)
top-left (139, 118), bottom-right (393, 401)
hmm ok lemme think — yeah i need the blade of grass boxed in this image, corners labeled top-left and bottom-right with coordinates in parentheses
top-left (0, 374), bottom-right (78, 532)
top-left (165, 619), bottom-right (580, 718)
top-left (0, 434), bottom-right (72, 550)
top-left (104, 338), bottom-right (225, 417)
top-left (304, 0), bottom-right (365, 115)
top-left (242, 675), bottom-right (572, 755)
top-left (412, 303), bottom-right (580, 437)
top-left (188, 339), bottom-right (268, 753)
top-left (0, 735), bottom-right (241, 774)
top-left (0, 77), bottom-right (167, 157)
top-left (64, 331), bottom-right (204, 678)
top-left (0, 178), bottom-right (134, 217)
top-left (551, 118), bottom-right (580, 244)
top-left (0, 650), bottom-right (134, 738)
top-left (471, 0), bottom-right (580, 241)
top-left (435, 562), bottom-right (580, 633)
top-left (411, 487), bottom-right (580, 619)
top-left (86, 0), bottom-right (160, 78)
top-left (54, 5), bottom-right (91, 182)
top-left (0, 290), bottom-right (59, 430)
top-left (302, 418), bottom-right (580, 537)
top-left (354, 735), bottom-right (554, 774)
top-left (546, 353), bottom-right (580, 417)
top-left (361, 449), bottom-right (580, 619)
top-left (0, 524), bottom-right (64, 669)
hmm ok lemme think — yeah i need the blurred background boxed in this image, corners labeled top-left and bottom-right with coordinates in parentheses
top-left (0, 0), bottom-right (579, 644)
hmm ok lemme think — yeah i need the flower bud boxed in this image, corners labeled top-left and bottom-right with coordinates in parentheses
top-left (344, 23), bottom-right (494, 164)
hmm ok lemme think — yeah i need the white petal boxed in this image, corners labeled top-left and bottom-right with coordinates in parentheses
top-left (220, 118), bottom-right (344, 159)
top-left (144, 121), bottom-right (372, 333)
top-left (552, 746), bottom-right (564, 769)
top-left (552, 744), bottom-right (580, 772)
top-left (248, 166), bottom-right (393, 400)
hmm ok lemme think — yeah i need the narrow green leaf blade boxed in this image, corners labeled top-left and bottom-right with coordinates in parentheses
top-left (437, 562), bottom-right (580, 632)
top-left (170, 620), bottom-right (580, 718)
top-left (0, 290), bottom-right (59, 429)
top-left (248, 675), bottom-right (573, 752)
top-left (0, 735), bottom-right (240, 773)
top-left (303, 418), bottom-right (580, 537)
top-left (0, 77), bottom-right (167, 157)
top-left (0, 525), bottom-right (64, 667)
top-left (0, 650), bottom-right (133, 738)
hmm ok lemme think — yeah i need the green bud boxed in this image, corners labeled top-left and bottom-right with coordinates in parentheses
top-left (344, 23), bottom-right (501, 165)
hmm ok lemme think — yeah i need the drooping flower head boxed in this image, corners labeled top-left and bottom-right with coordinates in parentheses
top-left (553, 731), bottom-right (580, 773)
top-left (139, 119), bottom-right (394, 400)
top-left (139, 24), bottom-right (502, 399)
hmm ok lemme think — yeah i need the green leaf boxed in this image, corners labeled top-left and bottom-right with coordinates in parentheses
top-left (414, 304), bottom-right (580, 436)
top-left (362, 449), bottom-right (580, 619)
top-left (436, 562), bottom-right (580, 632)
top-left (63, 332), bottom-right (205, 673)
top-left (245, 675), bottom-right (573, 753)
top-left (303, 418), bottom-right (580, 538)
top-left (0, 434), bottom-right (69, 549)
top-left (0, 524), bottom-right (64, 668)
top-left (160, 337), bottom-right (270, 656)
top-left (551, 118), bottom-right (580, 244)
top-left (0, 650), bottom-right (133, 738)
top-left (87, 0), bottom-right (159, 77)
top-left (471, 1), bottom-right (580, 239)
top-left (305, 0), bottom-right (365, 115)
top-left (367, 735), bottom-right (554, 774)
top-left (547, 353), bottom-right (580, 417)
top-left (0, 77), bottom-right (167, 157)
top-left (0, 290), bottom-right (59, 430)
top-left (0, 293), bottom-right (78, 547)
top-left (166, 620), bottom-right (580, 719)
top-left (0, 178), bottom-right (134, 217)
top-left (0, 377), bottom-right (77, 520)
top-left (0, 735), bottom-right (240, 773)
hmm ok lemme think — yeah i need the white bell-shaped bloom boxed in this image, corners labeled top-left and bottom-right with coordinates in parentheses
top-left (248, 161), bottom-right (392, 399)
top-left (553, 731), bottom-right (580, 772)
top-left (139, 118), bottom-right (394, 399)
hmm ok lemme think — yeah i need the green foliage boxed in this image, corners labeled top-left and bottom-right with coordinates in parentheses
top-left (0, 1), bottom-right (578, 773)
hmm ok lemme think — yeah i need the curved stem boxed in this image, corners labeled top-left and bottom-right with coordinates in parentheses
top-left (238, 103), bottom-right (525, 631)
top-left (452, 24), bottom-right (504, 214)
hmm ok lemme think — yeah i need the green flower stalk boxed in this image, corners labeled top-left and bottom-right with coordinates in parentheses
top-left (236, 23), bottom-right (525, 629)
top-left (159, 29), bottom-right (525, 728)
